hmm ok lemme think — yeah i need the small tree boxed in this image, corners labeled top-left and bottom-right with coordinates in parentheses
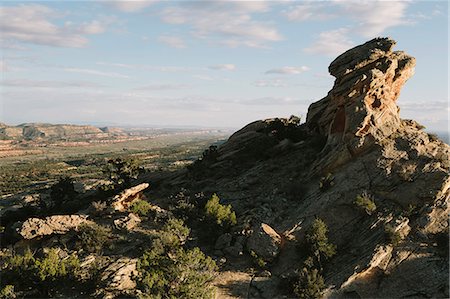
top-left (137, 217), bottom-right (217, 298)
top-left (50, 177), bottom-right (77, 203)
top-left (354, 191), bottom-right (377, 215)
top-left (130, 199), bottom-right (153, 217)
top-left (306, 218), bottom-right (336, 268)
top-left (205, 194), bottom-right (237, 226)
top-left (77, 223), bottom-right (112, 254)
top-left (104, 158), bottom-right (141, 189)
top-left (294, 264), bottom-right (325, 299)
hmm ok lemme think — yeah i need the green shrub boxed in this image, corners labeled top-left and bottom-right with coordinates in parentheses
top-left (104, 158), bottom-right (142, 189)
top-left (354, 192), bottom-right (376, 215)
top-left (6, 248), bottom-right (80, 282)
top-left (50, 176), bottom-right (77, 203)
top-left (137, 217), bottom-right (217, 298)
top-left (293, 262), bottom-right (325, 299)
top-left (384, 224), bottom-right (402, 246)
top-left (319, 173), bottom-right (334, 191)
top-left (306, 219), bottom-right (336, 263)
top-left (130, 199), bottom-right (153, 217)
top-left (34, 249), bottom-right (80, 281)
top-left (77, 223), bottom-right (112, 253)
top-left (250, 250), bottom-right (267, 269)
top-left (159, 218), bottom-right (190, 247)
top-left (0, 285), bottom-right (15, 299)
top-left (205, 194), bottom-right (237, 226)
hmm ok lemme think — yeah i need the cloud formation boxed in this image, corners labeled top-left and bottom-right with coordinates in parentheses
top-left (63, 67), bottom-right (130, 78)
top-left (209, 64), bottom-right (236, 71)
top-left (160, 1), bottom-right (282, 48)
top-left (106, 0), bottom-right (158, 12)
top-left (304, 28), bottom-right (354, 56)
top-left (254, 79), bottom-right (287, 87)
top-left (158, 35), bottom-right (186, 48)
top-left (265, 66), bottom-right (310, 75)
top-left (1, 79), bottom-right (104, 88)
top-left (293, 1), bottom-right (411, 56)
top-left (0, 4), bottom-right (109, 48)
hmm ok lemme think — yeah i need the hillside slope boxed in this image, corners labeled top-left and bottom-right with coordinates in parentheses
top-left (1, 37), bottom-right (447, 299)
top-left (183, 37), bottom-right (449, 298)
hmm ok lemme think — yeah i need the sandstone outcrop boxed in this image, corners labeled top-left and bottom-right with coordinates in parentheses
top-left (111, 183), bottom-right (149, 212)
top-left (189, 37), bottom-right (448, 298)
top-left (15, 215), bottom-right (90, 239)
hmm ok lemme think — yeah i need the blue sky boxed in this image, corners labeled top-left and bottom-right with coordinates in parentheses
top-left (0, 1), bottom-right (448, 131)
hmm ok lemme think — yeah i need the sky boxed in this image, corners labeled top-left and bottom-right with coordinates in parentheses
top-left (0, 0), bottom-right (448, 132)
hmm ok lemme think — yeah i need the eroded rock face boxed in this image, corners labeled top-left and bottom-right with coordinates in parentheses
top-left (247, 223), bottom-right (282, 262)
top-left (111, 183), bottom-right (149, 212)
top-left (307, 37), bottom-right (416, 170)
top-left (96, 257), bottom-right (138, 299)
top-left (16, 215), bottom-right (90, 239)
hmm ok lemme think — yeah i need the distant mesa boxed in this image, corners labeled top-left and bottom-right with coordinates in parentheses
top-left (0, 123), bottom-right (120, 141)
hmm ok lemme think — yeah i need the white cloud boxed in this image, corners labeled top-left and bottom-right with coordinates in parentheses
top-left (254, 79), bottom-right (287, 87)
top-left (209, 64), bottom-right (236, 71)
top-left (96, 62), bottom-right (198, 72)
top-left (337, 0), bottom-right (410, 38)
top-left (304, 28), bottom-right (354, 56)
top-left (77, 20), bottom-right (108, 35)
top-left (265, 66), bottom-right (310, 75)
top-left (160, 2), bottom-right (282, 48)
top-left (158, 35), bottom-right (186, 48)
top-left (285, 2), bottom-right (335, 21)
top-left (63, 67), bottom-right (130, 78)
top-left (0, 4), bottom-right (108, 48)
top-left (193, 75), bottom-right (214, 81)
top-left (106, 0), bottom-right (158, 12)
top-left (133, 83), bottom-right (189, 91)
top-left (1, 79), bottom-right (104, 88)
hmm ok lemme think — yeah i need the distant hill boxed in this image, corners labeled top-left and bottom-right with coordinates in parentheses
top-left (0, 123), bottom-right (122, 141)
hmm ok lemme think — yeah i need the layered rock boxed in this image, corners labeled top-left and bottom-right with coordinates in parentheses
top-left (306, 37), bottom-right (417, 171)
top-left (15, 215), bottom-right (91, 239)
top-left (193, 37), bottom-right (448, 298)
top-left (111, 183), bottom-right (149, 212)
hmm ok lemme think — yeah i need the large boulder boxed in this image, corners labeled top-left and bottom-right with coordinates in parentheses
top-left (111, 183), bottom-right (149, 212)
top-left (15, 215), bottom-right (90, 239)
top-left (246, 223), bottom-right (282, 262)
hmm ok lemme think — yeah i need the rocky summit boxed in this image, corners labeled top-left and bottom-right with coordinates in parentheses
top-left (183, 37), bottom-right (449, 298)
top-left (1, 37), bottom-right (448, 299)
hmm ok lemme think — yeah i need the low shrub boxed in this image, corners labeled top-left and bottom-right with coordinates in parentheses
top-left (354, 191), bottom-right (376, 215)
top-left (250, 250), bottom-right (267, 269)
top-left (384, 224), bottom-right (402, 246)
top-left (130, 199), bottom-right (153, 217)
top-left (103, 157), bottom-right (142, 190)
top-left (159, 218), bottom-right (190, 247)
top-left (3, 248), bottom-right (81, 297)
top-left (137, 217), bottom-right (217, 298)
top-left (293, 260), bottom-right (325, 299)
top-left (0, 285), bottom-right (15, 299)
top-left (306, 218), bottom-right (336, 263)
top-left (205, 194), bottom-right (237, 226)
top-left (319, 174), bottom-right (334, 191)
top-left (6, 248), bottom-right (80, 282)
top-left (77, 223), bottom-right (112, 253)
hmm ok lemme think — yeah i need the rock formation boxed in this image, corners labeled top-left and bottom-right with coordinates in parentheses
top-left (111, 183), bottom-right (149, 212)
top-left (1, 37), bottom-right (447, 299)
top-left (187, 37), bottom-right (449, 298)
top-left (15, 215), bottom-right (91, 239)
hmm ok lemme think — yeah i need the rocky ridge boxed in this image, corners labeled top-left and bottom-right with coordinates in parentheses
top-left (0, 37), bottom-right (448, 299)
top-left (183, 37), bottom-right (449, 298)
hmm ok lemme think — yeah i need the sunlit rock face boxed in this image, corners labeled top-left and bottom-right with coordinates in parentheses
top-left (306, 37), bottom-right (416, 156)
